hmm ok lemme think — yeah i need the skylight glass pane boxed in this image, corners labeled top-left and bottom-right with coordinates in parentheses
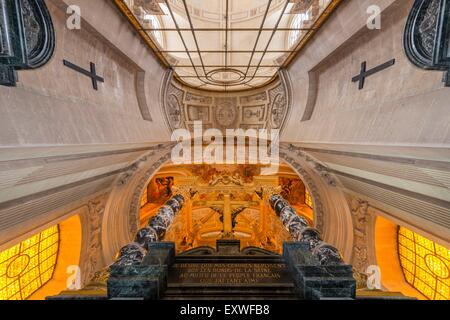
top-left (261, 0), bottom-right (287, 29)
top-left (229, 52), bottom-right (252, 66)
top-left (195, 31), bottom-right (225, 51)
top-left (179, 31), bottom-right (198, 52)
top-left (267, 30), bottom-right (288, 51)
top-left (202, 53), bottom-right (224, 65)
top-left (186, 0), bottom-right (223, 29)
top-left (174, 66), bottom-right (197, 77)
top-left (254, 31), bottom-right (274, 52)
top-left (230, 31), bottom-right (260, 51)
top-left (117, 0), bottom-right (340, 91)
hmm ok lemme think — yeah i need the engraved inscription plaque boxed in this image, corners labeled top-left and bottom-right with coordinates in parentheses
top-left (169, 262), bottom-right (292, 285)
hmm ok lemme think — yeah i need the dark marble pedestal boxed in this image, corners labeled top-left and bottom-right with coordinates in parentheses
top-left (283, 242), bottom-right (356, 300)
top-left (50, 240), bottom-right (358, 300)
top-left (107, 242), bottom-right (175, 300)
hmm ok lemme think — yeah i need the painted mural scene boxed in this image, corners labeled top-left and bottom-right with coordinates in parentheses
top-left (0, 0), bottom-right (449, 306)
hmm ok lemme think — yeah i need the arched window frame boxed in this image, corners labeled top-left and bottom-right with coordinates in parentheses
top-left (143, 14), bottom-right (164, 48)
top-left (287, 8), bottom-right (313, 49)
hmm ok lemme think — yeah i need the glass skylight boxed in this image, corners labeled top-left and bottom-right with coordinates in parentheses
top-left (117, 0), bottom-right (338, 91)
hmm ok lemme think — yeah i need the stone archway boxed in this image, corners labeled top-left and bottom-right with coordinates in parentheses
top-left (101, 145), bottom-right (174, 265)
top-left (279, 143), bottom-right (355, 261)
top-left (101, 141), bottom-right (355, 264)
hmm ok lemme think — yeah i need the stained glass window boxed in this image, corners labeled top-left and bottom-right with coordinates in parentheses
top-left (305, 188), bottom-right (313, 209)
top-left (0, 226), bottom-right (59, 300)
top-left (398, 227), bottom-right (450, 300)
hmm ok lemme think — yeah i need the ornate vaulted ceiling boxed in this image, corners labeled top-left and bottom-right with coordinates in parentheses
top-left (115, 0), bottom-right (341, 91)
top-left (161, 69), bottom-right (291, 132)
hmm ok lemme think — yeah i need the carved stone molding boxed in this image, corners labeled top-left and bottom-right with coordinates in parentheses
top-left (349, 197), bottom-right (369, 267)
top-left (161, 70), bottom-right (292, 133)
top-left (347, 195), bottom-right (371, 289)
top-left (279, 151), bottom-right (325, 232)
top-left (117, 146), bottom-right (167, 186)
top-left (82, 194), bottom-right (108, 284)
top-left (286, 144), bottom-right (337, 187)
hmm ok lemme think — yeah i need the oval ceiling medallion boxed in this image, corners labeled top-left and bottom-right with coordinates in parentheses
top-left (206, 68), bottom-right (246, 85)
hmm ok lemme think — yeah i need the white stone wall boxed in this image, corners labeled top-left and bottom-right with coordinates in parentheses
top-left (0, 0), bottom-right (171, 146)
top-left (284, 0), bottom-right (450, 145)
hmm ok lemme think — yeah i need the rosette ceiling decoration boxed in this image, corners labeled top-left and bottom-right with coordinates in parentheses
top-left (115, 0), bottom-right (341, 91)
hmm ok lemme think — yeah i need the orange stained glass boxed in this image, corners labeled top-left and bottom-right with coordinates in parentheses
top-left (0, 226), bottom-right (59, 300)
top-left (305, 188), bottom-right (313, 209)
top-left (398, 227), bottom-right (450, 300)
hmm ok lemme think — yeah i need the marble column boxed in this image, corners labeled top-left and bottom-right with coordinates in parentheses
top-left (269, 194), bottom-right (344, 265)
top-left (112, 194), bottom-right (185, 267)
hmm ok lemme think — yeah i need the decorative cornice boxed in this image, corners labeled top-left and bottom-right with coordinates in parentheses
top-left (286, 143), bottom-right (337, 187)
top-left (161, 70), bottom-right (292, 133)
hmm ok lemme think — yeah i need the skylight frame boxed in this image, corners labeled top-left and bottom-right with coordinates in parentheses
top-left (115, 0), bottom-right (343, 92)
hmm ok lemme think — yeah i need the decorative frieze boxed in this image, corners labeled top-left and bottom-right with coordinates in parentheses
top-left (128, 151), bottom-right (173, 236)
top-left (161, 71), bottom-right (291, 133)
top-left (285, 144), bottom-right (337, 187)
top-left (83, 194), bottom-right (108, 284)
top-left (349, 196), bottom-right (370, 288)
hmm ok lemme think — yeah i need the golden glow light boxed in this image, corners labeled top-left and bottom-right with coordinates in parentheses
top-left (0, 226), bottom-right (59, 300)
top-left (305, 188), bottom-right (313, 209)
top-left (398, 227), bottom-right (450, 300)
top-left (140, 187), bottom-right (148, 208)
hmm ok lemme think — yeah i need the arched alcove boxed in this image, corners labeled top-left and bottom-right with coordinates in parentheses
top-left (133, 161), bottom-right (316, 254)
top-left (101, 137), bottom-right (354, 263)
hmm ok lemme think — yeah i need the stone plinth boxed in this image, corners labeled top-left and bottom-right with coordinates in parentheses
top-left (107, 265), bottom-right (167, 300)
top-left (142, 242), bottom-right (176, 266)
top-left (283, 242), bottom-right (356, 300)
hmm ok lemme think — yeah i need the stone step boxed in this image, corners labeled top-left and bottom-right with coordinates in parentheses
top-left (166, 283), bottom-right (296, 290)
top-left (163, 286), bottom-right (300, 300)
